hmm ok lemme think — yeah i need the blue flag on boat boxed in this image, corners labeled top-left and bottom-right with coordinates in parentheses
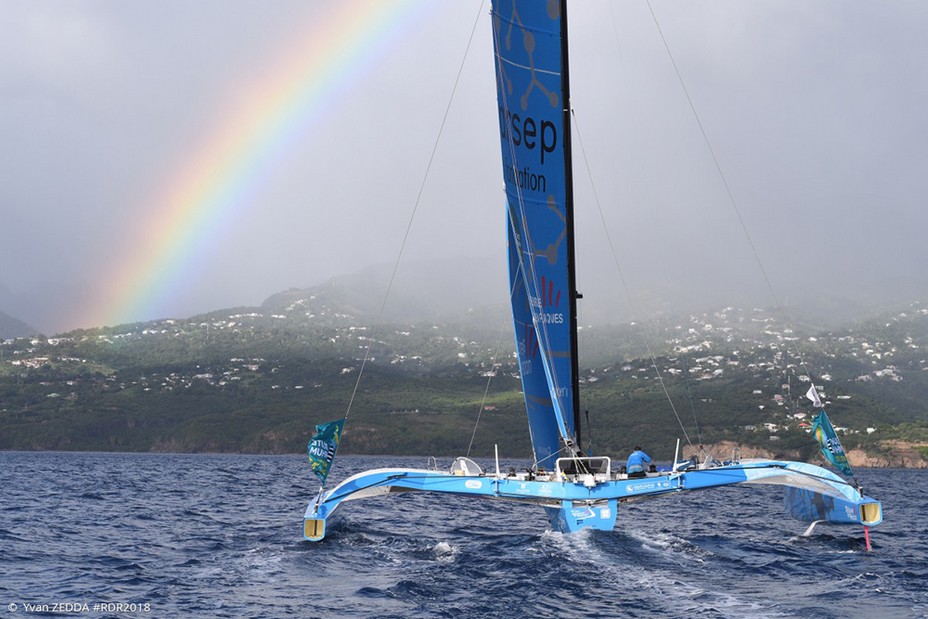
top-left (307, 418), bottom-right (345, 485)
top-left (811, 410), bottom-right (853, 478)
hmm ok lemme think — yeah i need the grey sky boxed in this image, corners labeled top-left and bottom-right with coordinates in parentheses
top-left (1, 1), bottom-right (926, 334)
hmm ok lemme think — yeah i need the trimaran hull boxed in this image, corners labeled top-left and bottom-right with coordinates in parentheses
top-left (304, 459), bottom-right (881, 541)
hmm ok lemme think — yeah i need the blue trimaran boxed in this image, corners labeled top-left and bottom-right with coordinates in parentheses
top-left (303, 0), bottom-right (882, 545)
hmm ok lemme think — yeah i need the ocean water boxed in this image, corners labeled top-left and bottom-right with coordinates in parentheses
top-left (1, 453), bottom-right (926, 618)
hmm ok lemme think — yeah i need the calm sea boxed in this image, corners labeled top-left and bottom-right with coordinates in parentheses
top-left (1, 452), bottom-right (925, 618)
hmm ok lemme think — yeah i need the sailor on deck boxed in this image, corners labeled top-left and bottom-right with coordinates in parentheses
top-left (626, 446), bottom-right (652, 478)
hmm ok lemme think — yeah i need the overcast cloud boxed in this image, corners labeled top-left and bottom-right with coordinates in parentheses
top-left (1, 1), bottom-right (926, 334)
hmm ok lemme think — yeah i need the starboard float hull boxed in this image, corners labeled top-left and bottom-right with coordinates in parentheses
top-left (302, 459), bottom-right (881, 541)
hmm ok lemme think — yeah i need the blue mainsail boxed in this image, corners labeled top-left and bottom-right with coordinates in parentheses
top-left (492, 0), bottom-right (579, 468)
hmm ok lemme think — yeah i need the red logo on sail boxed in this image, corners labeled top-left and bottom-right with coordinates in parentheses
top-left (540, 276), bottom-right (561, 308)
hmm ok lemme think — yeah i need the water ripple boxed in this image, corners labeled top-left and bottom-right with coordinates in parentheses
top-left (1, 453), bottom-right (925, 618)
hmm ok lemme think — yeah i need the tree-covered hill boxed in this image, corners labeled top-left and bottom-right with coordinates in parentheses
top-left (0, 309), bottom-right (37, 340)
top-left (2, 286), bottom-right (927, 465)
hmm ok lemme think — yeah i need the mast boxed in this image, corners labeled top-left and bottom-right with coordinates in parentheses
top-left (559, 0), bottom-right (582, 451)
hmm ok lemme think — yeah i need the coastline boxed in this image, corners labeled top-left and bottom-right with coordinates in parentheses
top-left (695, 440), bottom-right (928, 469)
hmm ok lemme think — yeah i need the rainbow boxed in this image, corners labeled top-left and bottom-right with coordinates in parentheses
top-left (79, 0), bottom-right (434, 329)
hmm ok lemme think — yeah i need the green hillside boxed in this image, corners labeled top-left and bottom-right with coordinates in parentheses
top-left (2, 289), bottom-right (927, 464)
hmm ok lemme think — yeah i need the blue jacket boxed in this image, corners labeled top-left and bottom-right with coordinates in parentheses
top-left (626, 449), bottom-right (652, 473)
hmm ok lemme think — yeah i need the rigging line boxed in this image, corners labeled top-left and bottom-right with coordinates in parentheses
top-left (599, 2), bottom-right (700, 450)
top-left (584, 409), bottom-right (593, 455)
top-left (644, 1), bottom-right (781, 311)
top-left (571, 109), bottom-right (693, 449)
top-left (464, 322), bottom-right (509, 458)
top-left (678, 354), bottom-right (703, 446)
top-left (343, 1), bottom-right (487, 422)
top-left (643, 2), bottom-right (824, 400)
top-left (466, 261), bottom-right (523, 458)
